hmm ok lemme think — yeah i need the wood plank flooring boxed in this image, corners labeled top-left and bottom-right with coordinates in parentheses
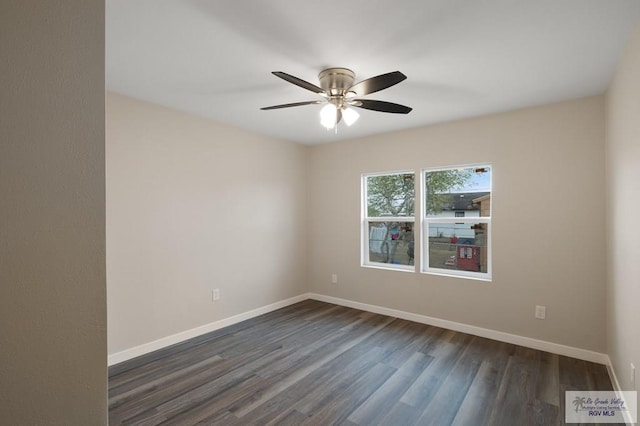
top-left (108, 300), bottom-right (616, 425)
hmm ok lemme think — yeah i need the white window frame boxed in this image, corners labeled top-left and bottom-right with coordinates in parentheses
top-left (421, 164), bottom-right (492, 281)
top-left (361, 171), bottom-right (415, 272)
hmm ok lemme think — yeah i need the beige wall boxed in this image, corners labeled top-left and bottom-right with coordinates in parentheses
top-left (606, 21), bottom-right (640, 399)
top-left (308, 96), bottom-right (607, 352)
top-left (0, 1), bottom-right (107, 424)
top-left (106, 93), bottom-right (308, 354)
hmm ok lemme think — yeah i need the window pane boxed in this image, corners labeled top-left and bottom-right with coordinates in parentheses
top-left (368, 221), bottom-right (414, 266)
top-left (425, 166), bottom-right (491, 218)
top-left (367, 173), bottom-right (414, 217)
top-left (427, 222), bottom-right (488, 273)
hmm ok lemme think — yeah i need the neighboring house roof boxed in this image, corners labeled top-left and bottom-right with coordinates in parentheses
top-left (440, 192), bottom-right (490, 211)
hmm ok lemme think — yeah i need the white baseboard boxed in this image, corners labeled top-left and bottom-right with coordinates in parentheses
top-left (108, 294), bottom-right (308, 366)
top-left (607, 355), bottom-right (624, 392)
top-left (308, 293), bottom-right (609, 365)
top-left (109, 291), bottom-right (609, 367)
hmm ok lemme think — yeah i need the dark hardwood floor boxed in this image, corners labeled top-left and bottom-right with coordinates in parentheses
top-left (108, 300), bottom-right (616, 425)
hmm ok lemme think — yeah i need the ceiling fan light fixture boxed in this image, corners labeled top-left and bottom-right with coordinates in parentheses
top-left (342, 107), bottom-right (359, 126)
top-left (320, 103), bottom-right (338, 129)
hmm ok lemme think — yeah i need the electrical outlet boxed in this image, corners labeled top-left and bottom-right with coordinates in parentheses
top-left (331, 274), bottom-right (338, 284)
top-left (535, 305), bottom-right (546, 320)
top-left (212, 288), bottom-right (220, 301)
top-left (631, 363), bottom-right (636, 389)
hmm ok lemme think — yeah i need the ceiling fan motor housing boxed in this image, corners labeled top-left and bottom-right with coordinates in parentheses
top-left (318, 68), bottom-right (355, 96)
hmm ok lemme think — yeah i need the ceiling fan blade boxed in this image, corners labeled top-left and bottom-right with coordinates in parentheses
top-left (272, 71), bottom-right (325, 94)
top-left (261, 100), bottom-right (322, 110)
top-left (348, 71), bottom-right (407, 96)
top-left (352, 99), bottom-right (412, 114)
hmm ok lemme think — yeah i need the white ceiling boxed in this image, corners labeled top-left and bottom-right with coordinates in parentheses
top-left (106, 0), bottom-right (640, 145)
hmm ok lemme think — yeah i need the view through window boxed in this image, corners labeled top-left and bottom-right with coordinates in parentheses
top-left (363, 172), bottom-right (415, 270)
top-left (423, 165), bottom-right (491, 279)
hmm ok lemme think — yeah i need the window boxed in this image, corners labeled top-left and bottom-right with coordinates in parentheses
top-left (422, 165), bottom-right (491, 280)
top-left (362, 172), bottom-right (415, 271)
top-left (362, 165), bottom-right (492, 280)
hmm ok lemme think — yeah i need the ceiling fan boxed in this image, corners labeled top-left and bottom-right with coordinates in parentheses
top-left (261, 68), bottom-right (412, 129)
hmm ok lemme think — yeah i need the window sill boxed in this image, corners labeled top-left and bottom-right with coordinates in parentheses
top-left (361, 263), bottom-right (415, 273)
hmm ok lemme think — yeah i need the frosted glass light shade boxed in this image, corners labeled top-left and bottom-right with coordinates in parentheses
top-left (320, 103), bottom-right (337, 129)
top-left (342, 107), bottom-right (359, 126)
